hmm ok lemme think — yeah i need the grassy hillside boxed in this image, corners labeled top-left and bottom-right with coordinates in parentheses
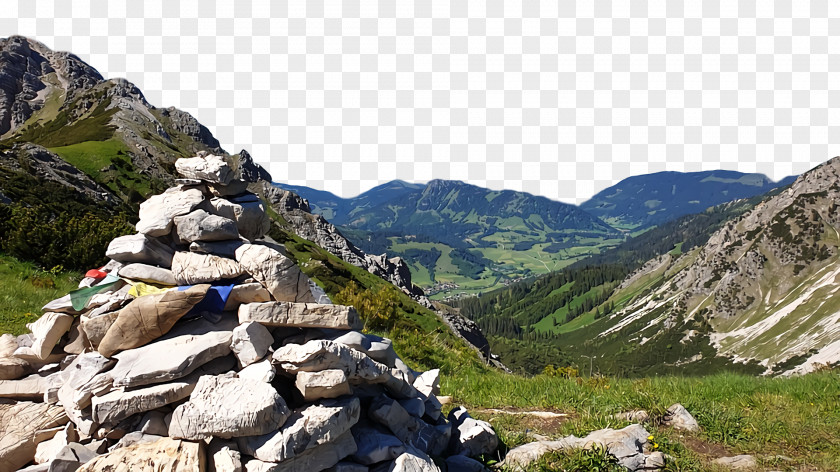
top-left (444, 367), bottom-right (840, 471)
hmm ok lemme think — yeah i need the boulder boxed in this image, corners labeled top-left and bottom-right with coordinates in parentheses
top-left (190, 239), bottom-right (246, 258)
top-left (238, 359), bottom-right (276, 383)
top-left (351, 422), bottom-right (405, 465)
top-left (118, 263), bottom-right (177, 286)
top-left (244, 430), bottom-right (357, 472)
top-left (501, 437), bottom-right (582, 470)
top-left (174, 209), bottom-right (240, 243)
top-left (231, 322), bottom-right (274, 367)
top-left (97, 284), bottom-right (211, 358)
top-left (238, 397), bottom-right (360, 463)
top-left (224, 283), bottom-right (272, 311)
top-left (0, 401), bottom-right (69, 471)
top-left (27, 312), bottom-right (74, 360)
top-left (106, 317), bottom-right (236, 388)
top-left (580, 424), bottom-right (653, 471)
top-left (175, 154), bottom-right (235, 184)
top-left (171, 251), bottom-right (245, 285)
top-left (169, 375), bottom-right (291, 439)
top-left (235, 244), bottom-right (316, 303)
top-left (664, 403), bottom-right (700, 432)
top-left (210, 196), bottom-right (271, 242)
top-left (712, 455), bottom-right (757, 470)
top-left (413, 369), bottom-right (440, 397)
top-left (91, 356), bottom-right (235, 424)
top-left (239, 302), bottom-right (362, 330)
top-left (448, 406), bottom-right (498, 458)
top-left (136, 187), bottom-right (205, 237)
top-left (0, 333), bottom-right (18, 357)
top-left (76, 437), bottom-right (204, 472)
top-left (106, 233), bottom-right (175, 268)
top-left (295, 369), bottom-right (352, 401)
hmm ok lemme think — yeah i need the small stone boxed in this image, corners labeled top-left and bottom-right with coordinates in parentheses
top-left (0, 372), bottom-right (61, 400)
top-left (174, 209), bottom-right (240, 243)
top-left (48, 442), bottom-right (98, 472)
top-left (388, 445), bottom-right (441, 472)
top-left (712, 455), bottom-right (757, 470)
top-left (106, 233), bottom-right (175, 268)
top-left (369, 395), bottom-right (448, 456)
top-left (169, 375), bottom-right (291, 439)
top-left (117, 263), bottom-right (177, 286)
top-left (81, 312), bottom-right (120, 350)
top-left (175, 154), bottom-right (235, 184)
top-left (244, 430), bottom-right (357, 472)
top-left (664, 403), bottom-right (700, 432)
top-left (224, 283), bottom-right (273, 311)
top-left (171, 251), bottom-right (245, 285)
top-left (0, 356), bottom-right (31, 381)
top-left (295, 369), bottom-right (352, 401)
top-left (231, 322), bottom-right (274, 367)
top-left (190, 239), bottom-right (246, 258)
top-left (239, 302), bottom-right (363, 330)
top-left (351, 422), bottom-right (405, 465)
top-left (27, 313), bottom-right (73, 360)
top-left (210, 196), bottom-right (271, 242)
top-left (208, 439), bottom-right (243, 472)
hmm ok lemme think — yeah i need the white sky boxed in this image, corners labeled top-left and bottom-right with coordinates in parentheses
top-left (2, 0), bottom-right (838, 203)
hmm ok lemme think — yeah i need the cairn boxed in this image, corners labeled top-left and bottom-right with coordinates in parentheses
top-left (0, 153), bottom-right (498, 472)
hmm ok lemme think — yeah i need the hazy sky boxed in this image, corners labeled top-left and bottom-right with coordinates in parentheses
top-left (3, 1), bottom-right (838, 203)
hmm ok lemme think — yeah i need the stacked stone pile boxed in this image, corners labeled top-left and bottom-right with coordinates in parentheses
top-left (0, 153), bottom-right (498, 472)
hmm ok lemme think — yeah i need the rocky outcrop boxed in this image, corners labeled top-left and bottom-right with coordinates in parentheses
top-left (262, 184), bottom-right (427, 302)
top-left (0, 155), bottom-right (498, 471)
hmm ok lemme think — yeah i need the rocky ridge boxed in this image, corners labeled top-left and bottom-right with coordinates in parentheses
top-left (600, 156), bottom-right (840, 373)
top-left (0, 153), bottom-right (504, 472)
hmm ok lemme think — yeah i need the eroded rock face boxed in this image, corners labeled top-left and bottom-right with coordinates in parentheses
top-left (169, 375), bottom-right (291, 440)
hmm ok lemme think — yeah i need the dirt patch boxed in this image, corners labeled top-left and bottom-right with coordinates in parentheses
top-left (680, 435), bottom-right (731, 459)
top-left (473, 408), bottom-right (574, 436)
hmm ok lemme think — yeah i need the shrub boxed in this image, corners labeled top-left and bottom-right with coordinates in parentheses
top-left (333, 281), bottom-right (401, 331)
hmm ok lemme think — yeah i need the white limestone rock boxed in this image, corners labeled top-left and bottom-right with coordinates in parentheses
top-left (91, 356), bottom-right (235, 424)
top-left (238, 359), bottom-right (276, 383)
top-left (351, 422), bottom-right (405, 465)
top-left (136, 187), bottom-right (205, 237)
top-left (0, 401), bottom-right (69, 472)
top-left (244, 430), bottom-right (357, 472)
top-left (117, 263), bottom-right (177, 286)
top-left (239, 302), bottom-right (363, 330)
top-left (106, 233), bottom-right (175, 268)
top-left (388, 445), bottom-right (441, 472)
top-left (106, 317), bottom-right (236, 389)
top-left (175, 154), bottom-right (235, 184)
top-left (448, 406), bottom-right (498, 458)
top-left (295, 369), bottom-right (352, 401)
top-left (330, 331), bottom-right (398, 368)
top-left (169, 375), bottom-right (291, 439)
top-left (235, 244), bottom-right (316, 303)
top-left (211, 195), bottom-right (271, 242)
top-left (369, 395), bottom-right (449, 456)
top-left (712, 455), bottom-right (757, 470)
top-left (237, 397), bottom-right (360, 463)
top-left (27, 312), bottom-right (73, 360)
top-left (224, 283), bottom-right (273, 311)
top-left (171, 251), bottom-right (245, 285)
top-left (664, 403), bottom-right (700, 432)
top-left (209, 439), bottom-right (244, 472)
top-left (34, 423), bottom-right (77, 464)
top-left (231, 322), bottom-right (274, 367)
top-left (190, 239), bottom-right (247, 258)
top-left (174, 209), bottom-right (240, 243)
top-left (76, 437), bottom-right (204, 472)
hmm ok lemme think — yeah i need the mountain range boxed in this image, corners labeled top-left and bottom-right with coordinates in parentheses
top-left (276, 172), bottom-right (794, 299)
